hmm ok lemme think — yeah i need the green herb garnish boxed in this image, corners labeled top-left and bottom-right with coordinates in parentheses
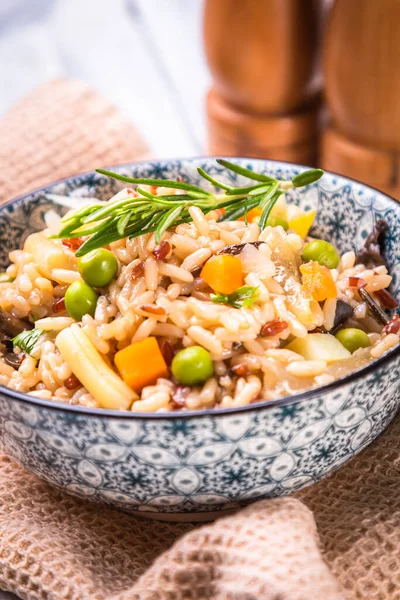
top-left (52, 161), bottom-right (324, 256)
top-left (13, 329), bottom-right (44, 355)
top-left (291, 168), bottom-right (324, 188)
top-left (211, 286), bottom-right (260, 309)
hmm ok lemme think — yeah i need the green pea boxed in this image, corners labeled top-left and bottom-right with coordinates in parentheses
top-left (65, 281), bottom-right (98, 321)
top-left (335, 328), bottom-right (371, 354)
top-left (267, 215), bottom-right (289, 230)
top-left (301, 240), bottom-right (340, 269)
top-left (171, 346), bottom-right (213, 386)
top-left (78, 248), bottom-right (118, 288)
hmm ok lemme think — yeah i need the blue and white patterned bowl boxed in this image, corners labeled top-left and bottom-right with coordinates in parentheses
top-left (0, 158), bottom-right (399, 522)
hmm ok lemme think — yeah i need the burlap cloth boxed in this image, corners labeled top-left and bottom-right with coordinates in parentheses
top-left (0, 80), bottom-right (399, 600)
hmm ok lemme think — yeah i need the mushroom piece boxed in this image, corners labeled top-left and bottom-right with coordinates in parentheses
top-left (216, 241), bottom-right (265, 256)
top-left (330, 300), bottom-right (354, 335)
top-left (359, 287), bottom-right (389, 327)
top-left (4, 352), bottom-right (24, 369)
top-left (355, 219), bottom-right (389, 269)
top-left (0, 308), bottom-right (33, 338)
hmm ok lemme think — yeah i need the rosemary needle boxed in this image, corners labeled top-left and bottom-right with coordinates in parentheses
top-left (52, 161), bottom-right (324, 256)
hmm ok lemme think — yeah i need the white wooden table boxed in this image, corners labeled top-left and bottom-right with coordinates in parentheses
top-left (0, 1), bottom-right (209, 598)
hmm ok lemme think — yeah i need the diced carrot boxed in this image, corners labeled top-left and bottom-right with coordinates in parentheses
top-left (300, 261), bottom-right (337, 301)
top-left (238, 207), bottom-right (262, 222)
top-left (214, 207), bottom-right (226, 219)
top-left (200, 255), bottom-right (243, 295)
top-left (289, 210), bottom-right (316, 238)
top-left (114, 337), bottom-right (168, 392)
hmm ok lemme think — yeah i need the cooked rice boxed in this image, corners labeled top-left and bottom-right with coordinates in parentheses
top-left (0, 188), bottom-right (398, 413)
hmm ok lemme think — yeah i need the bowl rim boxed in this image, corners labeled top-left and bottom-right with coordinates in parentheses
top-left (1, 156), bottom-right (399, 420)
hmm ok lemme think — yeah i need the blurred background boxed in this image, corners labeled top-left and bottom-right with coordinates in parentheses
top-left (1, 0), bottom-right (400, 198)
top-left (0, 0), bottom-right (210, 156)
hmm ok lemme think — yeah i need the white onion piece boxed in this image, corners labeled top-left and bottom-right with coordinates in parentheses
top-left (44, 209), bottom-right (62, 234)
top-left (240, 244), bottom-right (275, 280)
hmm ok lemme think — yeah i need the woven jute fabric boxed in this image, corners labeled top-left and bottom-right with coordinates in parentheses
top-left (2, 416), bottom-right (400, 600)
top-left (0, 79), bottom-right (149, 204)
top-left (0, 79), bottom-right (399, 600)
top-left (0, 456), bottom-right (344, 600)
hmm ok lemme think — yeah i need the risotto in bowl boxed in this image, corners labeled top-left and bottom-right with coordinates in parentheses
top-left (0, 157), bottom-right (398, 520)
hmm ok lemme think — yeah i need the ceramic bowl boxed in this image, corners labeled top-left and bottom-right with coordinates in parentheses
top-left (0, 158), bottom-right (399, 522)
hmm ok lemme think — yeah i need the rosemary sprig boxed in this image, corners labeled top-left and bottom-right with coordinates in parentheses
top-left (52, 161), bottom-right (323, 256)
top-left (96, 168), bottom-right (209, 196)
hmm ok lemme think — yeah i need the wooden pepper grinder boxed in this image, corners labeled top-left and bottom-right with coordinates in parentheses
top-left (321, 0), bottom-right (400, 199)
top-left (203, 0), bottom-right (322, 164)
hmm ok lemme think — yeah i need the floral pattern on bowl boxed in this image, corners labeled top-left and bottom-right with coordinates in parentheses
top-left (0, 157), bottom-right (399, 521)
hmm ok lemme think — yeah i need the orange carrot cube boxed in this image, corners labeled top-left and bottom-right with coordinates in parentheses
top-left (238, 207), bottom-right (262, 222)
top-left (300, 261), bottom-right (337, 302)
top-left (200, 254), bottom-right (243, 295)
top-left (114, 337), bottom-right (168, 392)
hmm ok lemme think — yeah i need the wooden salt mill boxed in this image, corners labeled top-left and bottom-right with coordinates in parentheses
top-left (321, 0), bottom-right (400, 199)
top-left (203, 0), bottom-right (322, 164)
